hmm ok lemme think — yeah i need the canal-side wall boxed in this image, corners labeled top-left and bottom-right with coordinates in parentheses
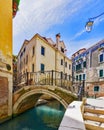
top-left (58, 101), bottom-right (86, 130)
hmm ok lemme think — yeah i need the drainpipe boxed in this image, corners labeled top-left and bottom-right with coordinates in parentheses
top-left (55, 49), bottom-right (57, 85)
top-left (64, 56), bottom-right (65, 74)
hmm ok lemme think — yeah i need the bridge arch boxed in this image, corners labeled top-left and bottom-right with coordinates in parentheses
top-left (13, 86), bottom-right (77, 115)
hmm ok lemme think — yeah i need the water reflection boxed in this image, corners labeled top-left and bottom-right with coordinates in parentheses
top-left (0, 100), bottom-right (65, 130)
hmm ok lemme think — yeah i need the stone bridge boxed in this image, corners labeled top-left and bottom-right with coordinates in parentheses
top-left (13, 85), bottom-right (77, 116)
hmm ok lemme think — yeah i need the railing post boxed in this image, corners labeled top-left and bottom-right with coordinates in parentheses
top-left (78, 80), bottom-right (81, 101)
top-left (77, 80), bottom-right (85, 101)
top-left (61, 72), bottom-right (62, 87)
top-left (55, 71), bottom-right (56, 86)
top-left (27, 72), bottom-right (29, 85)
top-left (51, 70), bottom-right (53, 85)
top-left (82, 80), bottom-right (85, 97)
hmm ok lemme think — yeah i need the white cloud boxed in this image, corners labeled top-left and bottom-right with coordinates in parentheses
top-left (67, 37), bottom-right (104, 58)
top-left (70, 29), bottom-right (85, 41)
top-left (68, 16), bottom-right (104, 43)
top-left (13, 0), bottom-right (97, 55)
top-left (94, 17), bottom-right (104, 26)
top-left (13, 0), bottom-right (90, 36)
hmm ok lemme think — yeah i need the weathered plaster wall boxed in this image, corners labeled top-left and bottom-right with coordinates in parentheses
top-left (0, 0), bottom-right (12, 123)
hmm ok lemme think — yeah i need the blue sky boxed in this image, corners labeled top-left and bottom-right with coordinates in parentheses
top-left (13, 0), bottom-right (104, 57)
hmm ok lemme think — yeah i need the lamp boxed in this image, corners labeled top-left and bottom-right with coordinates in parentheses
top-left (85, 12), bottom-right (104, 32)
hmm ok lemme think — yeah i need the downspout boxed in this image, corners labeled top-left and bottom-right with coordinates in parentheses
top-left (64, 56), bottom-right (65, 74)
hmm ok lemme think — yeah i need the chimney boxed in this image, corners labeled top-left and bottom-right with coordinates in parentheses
top-left (56, 33), bottom-right (61, 43)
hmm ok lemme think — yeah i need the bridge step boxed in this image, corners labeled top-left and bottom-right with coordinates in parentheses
top-left (85, 123), bottom-right (104, 130)
top-left (82, 98), bottom-right (104, 130)
top-left (84, 107), bottom-right (104, 115)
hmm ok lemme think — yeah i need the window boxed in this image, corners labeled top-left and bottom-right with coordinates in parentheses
top-left (32, 46), bottom-right (35, 56)
top-left (76, 75), bottom-right (78, 81)
top-left (99, 69), bottom-right (103, 77)
top-left (69, 64), bottom-right (71, 69)
top-left (94, 86), bottom-right (99, 92)
top-left (83, 61), bottom-right (86, 68)
top-left (83, 74), bottom-right (86, 80)
top-left (26, 55), bottom-right (28, 64)
top-left (40, 64), bottom-right (45, 72)
top-left (76, 64), bottom-right (82, 71)
top-left (79, 74), bottom-right (82, 81)
top-left (61, 72), bottom-right (63, 79)
top-left (99, 54), bottom-right (103, 62)
top-left (61, 59), bottom-right (63, 65)
top-left (65, 62), bottom-right (67, 67)
top-left (32, 64), bottom-right (34, 72)
top-left (24, 47), bottom-right (26, 53)
top-left (61, 47), bottom-right (64, 53)
top-left (41, 46), bottom-right (45, 56)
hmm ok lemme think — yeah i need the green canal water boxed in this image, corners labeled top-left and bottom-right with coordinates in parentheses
top-left (0, 100), bottom-right (65, 130)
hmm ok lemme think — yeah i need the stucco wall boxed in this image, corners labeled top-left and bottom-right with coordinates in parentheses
top-left (0, 0), bottom-right (12, 122)
top-left (17, 34), bottom-right (72, 76)
top-left (35, 37), bottom-right (55, 71)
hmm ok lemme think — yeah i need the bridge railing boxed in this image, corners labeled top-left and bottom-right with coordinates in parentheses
top-left (72, 80), bottom-right (85, 100)
top-left (14, 70), bottom-right (86, 100)
top-left (16, 70), bottom-right (72, 91)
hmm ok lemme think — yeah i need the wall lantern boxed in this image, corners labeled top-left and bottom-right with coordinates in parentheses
top-left (85, 20), bottom-right (94, 32)
top-left (85, 12), bottom-right (104, 32)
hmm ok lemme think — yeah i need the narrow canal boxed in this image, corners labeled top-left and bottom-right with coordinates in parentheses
top-left (0, 100), bottom-right (65, 130)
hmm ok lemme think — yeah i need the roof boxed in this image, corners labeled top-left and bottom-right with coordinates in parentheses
top-left (72, 48), bottom-right (86, 57)
top-left (72, 39), bottom-right (104, 61)
top-left (17, 33), bottom-right (71, 61)
top-left (17, 39), bottom-right (29, 57)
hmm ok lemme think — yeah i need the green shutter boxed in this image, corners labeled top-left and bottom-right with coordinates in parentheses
top-left (83, 61), bottom-right (86, 68)
top-left (76, 75), bottom-right (78, 81)
top-left (99, 70), bottom-right (103, 77)
top-left (94, 86), bottom-right (99, 92)
top-left (79, 74), bottom-right (82, 81)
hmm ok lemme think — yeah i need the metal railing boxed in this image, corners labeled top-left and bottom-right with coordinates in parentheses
top-left (14, 70), bottom-right (85, 100)
top-left (16, 70), bottom-right (72, 90)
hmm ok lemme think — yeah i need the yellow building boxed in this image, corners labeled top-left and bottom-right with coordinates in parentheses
top-left (0, 1), bottom-right (12, 122)
top-left (17, 33), bottom-right (72, 87)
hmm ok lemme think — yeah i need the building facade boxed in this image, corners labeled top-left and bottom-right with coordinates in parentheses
top-left (0, 1), bottom-right (12, 122)
top-left (72, 40), bottom-right (104, 97)
top-left (17, 33), bottom-right (72, 87)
